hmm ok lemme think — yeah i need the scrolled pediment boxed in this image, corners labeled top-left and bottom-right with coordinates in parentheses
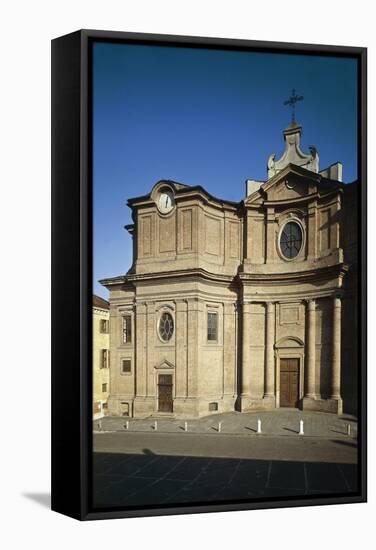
top-left (267, 123), bottom-right (319, 179)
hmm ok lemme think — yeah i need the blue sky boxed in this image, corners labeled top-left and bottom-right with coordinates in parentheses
top-left (93, 41), bottom-right (358, 299)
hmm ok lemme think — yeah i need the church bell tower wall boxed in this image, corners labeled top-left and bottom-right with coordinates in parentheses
top-left (133, 182), bottom-right (243, 278)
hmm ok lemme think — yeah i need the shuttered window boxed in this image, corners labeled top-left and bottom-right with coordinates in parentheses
top-left (101, 349), bottom-right (110, 368)
top-left (122, 315), bottom-right (132, 343)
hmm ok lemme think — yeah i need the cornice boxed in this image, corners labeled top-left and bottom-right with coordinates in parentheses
top-left (100, 260), bottom-right (350, 293)
top-left (99, 268), bottom-right (237, 289)
top-left (92, 306), bottom-right (110, 315)
top-left (128, 180), bottom-right (241, 214)
top-left (127, 268), bottom-right (235, 285)
top-left (238, 263), bottom-right (349, 285)
top-left (99, 275), bottom-right (134, 288)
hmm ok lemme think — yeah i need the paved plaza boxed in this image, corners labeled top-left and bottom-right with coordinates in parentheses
top-left (92, 410), bottom-right (359, 509)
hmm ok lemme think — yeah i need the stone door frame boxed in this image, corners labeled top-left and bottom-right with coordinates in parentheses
top-left (274, 337), bottom-right (305, 408)
top-left (154, 360), bottom-right (175, 414)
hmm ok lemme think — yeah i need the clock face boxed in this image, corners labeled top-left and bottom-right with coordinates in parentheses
top-left (158, 190), bottom-right (175, 214)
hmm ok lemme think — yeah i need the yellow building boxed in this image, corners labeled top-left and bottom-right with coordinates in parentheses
top-left (93, 294), bottom-right (110, 419)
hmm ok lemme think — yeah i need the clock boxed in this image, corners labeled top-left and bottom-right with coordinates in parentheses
top-left (157, 189), bottom-right (175, 214)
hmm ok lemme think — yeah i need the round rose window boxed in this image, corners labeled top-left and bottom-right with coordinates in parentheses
top-left (158, 312), bottom-right (174, 342)
top-left (280, 221), bottom-right (303, 259)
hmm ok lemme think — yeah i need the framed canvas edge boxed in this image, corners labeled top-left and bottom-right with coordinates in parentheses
top-left (51, 28), bottom-right (367, 521)
top-left (63, 28), bottom-right (367, 55)
top-left (52, 29), bottom-right (83, 520)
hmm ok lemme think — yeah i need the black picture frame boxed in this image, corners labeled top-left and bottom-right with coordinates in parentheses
top-left (51, 29), bottom-right (367, 521)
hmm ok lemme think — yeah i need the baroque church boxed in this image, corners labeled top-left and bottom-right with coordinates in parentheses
top-left (100, 119), bottom-right (358, 418)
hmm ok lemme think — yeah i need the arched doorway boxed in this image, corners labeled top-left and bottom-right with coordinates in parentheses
top-left (275, 336), bottom-right (305, 409)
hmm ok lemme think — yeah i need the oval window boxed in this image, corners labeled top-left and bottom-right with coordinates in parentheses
top-left (280, 221), bottom-right (303, 259)
top-left (158, 312), bottom-right (174, 342)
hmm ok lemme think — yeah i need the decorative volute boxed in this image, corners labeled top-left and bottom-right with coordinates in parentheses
top-left (267, 122), bottom-right (319, 179)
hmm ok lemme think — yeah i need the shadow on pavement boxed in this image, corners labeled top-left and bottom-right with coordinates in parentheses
top-left (283, 427), bottom-right (299, 434)
top-left (92, 450), bottom-right (359, 509)
top-left (331, 439), bottom-right (358, 448)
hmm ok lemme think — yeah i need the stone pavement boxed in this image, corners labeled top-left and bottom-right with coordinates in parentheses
top-left (93, 409), bottom-right (358, 439)
top-left (93, 447), bottom-right (358, 509)
top-left (92, 410), bottom-right (359, 509)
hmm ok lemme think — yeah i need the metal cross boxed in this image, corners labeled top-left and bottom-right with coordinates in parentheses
top-left (284, 89), bottom-right (304, 124)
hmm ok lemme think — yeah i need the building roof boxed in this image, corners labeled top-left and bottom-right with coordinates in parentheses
top-left (127, 179), bottom-right (240, 210)
top-left (93, 294), bottom-right (110, 310)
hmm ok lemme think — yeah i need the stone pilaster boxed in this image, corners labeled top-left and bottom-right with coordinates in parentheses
top-left (175, 299), bottom-right (188, 399)
top-left (305, 299), bottom-right (317, 398)
top-left (307, 201), bottom-right (318, 260)
top-left (263, 302), bottom-right (276, 407)
top-left (239, 302), bottom-right (252, 411)
top-left (302, 299), bottom-right (320, 411)
top-left (134, 302), bottom-right (146, 397)
top-left (266, 208), bottom-right (275, 263)
top-left (223, 302), bottom-right (236, 403)
top-left (307, 295), bottom-right (343, 414)
top-left (133, 302), bottom-right (155, 417)
top-left (146, 302), bottom-right (155, 397)
top-left (187, 298), bottom-right (200, 400)
top-left (244, 211), bottom-right (252, 262)
top-left (330, 296), bottom-right (342, 400)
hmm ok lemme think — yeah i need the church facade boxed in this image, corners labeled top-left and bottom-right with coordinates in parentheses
top-left (100, 122), bottom-right (358, 418)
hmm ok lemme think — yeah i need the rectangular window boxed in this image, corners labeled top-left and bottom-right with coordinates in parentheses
top-left (102, 383), bottom-right (108, 393)
top-left (209, 402), bottom-right (218, 411)
top-left (102, 402), bottom-right (108, 410)
top-left (122, 359), bottom-right (131, 374)
top-left (122, 315), bottom-right (132, 343)
top-left (207, 312), bottom-right (218, 341)
top-left (101, 349), bottom-right (110, 368)
top-left (100, 319), bottom-right (109, 333)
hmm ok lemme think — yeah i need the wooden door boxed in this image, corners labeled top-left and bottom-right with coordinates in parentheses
top-left (158, 374), bottom-right (173, 412)
top-left (280, 358), bottom-right (299, 408)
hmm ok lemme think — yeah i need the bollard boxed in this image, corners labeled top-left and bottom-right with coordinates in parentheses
top-left (154, 420), bottom-right (158, 431)
top-left (299, 419), bottom-right (304, 436)
top-left (98, 421), bottom-right (102, 431)
top-left (218, 422), bottom-right (222, 433)
top-left (257, 419), bottom-right (262, 434)
top-left (184, 421), bottom-right (188, 432)
top-left (125, 421), bottom-right (129, 430)
top-left (347, 424), bottom-right (351, 436)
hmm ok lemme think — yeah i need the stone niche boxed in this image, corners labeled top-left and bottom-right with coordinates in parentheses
top-left (140, 214), bottom-right (152, 257)
top-left (205, 214), bottom-right (221, 256)
top-left (180, 208), bottom-right (193, 251)
top-left (277, 302), bottom-right (305, 344)
top-left (227, 221), bottom-right (240, 259)
top-left (159, 215), bottom-right (176, 253)
top-left (279, 303), bottom-right (301, 326)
